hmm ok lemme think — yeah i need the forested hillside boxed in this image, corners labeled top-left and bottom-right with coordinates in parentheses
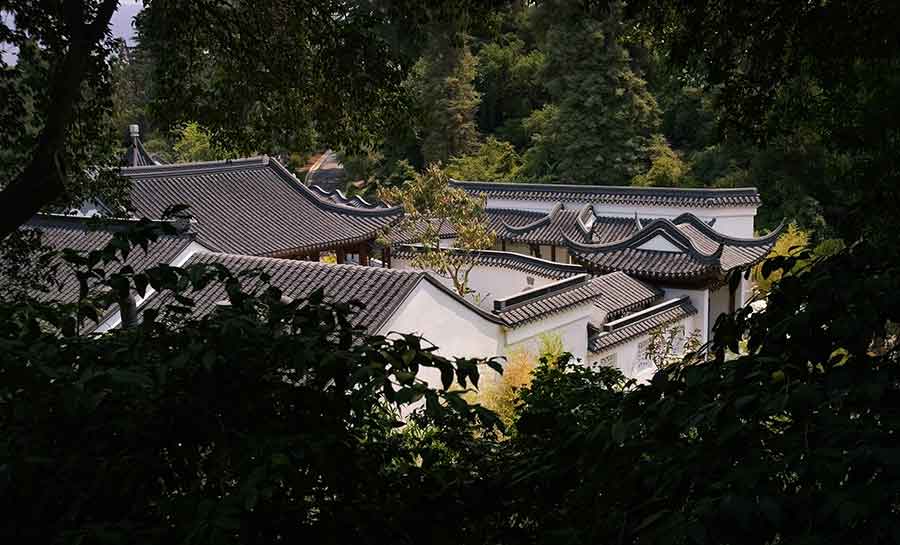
top-left (92, 0), bottom-right (826, 234)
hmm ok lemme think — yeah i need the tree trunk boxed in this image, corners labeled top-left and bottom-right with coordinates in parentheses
top-left (0, 0), bottom-right (120, 240)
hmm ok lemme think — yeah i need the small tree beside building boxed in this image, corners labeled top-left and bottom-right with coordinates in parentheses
top-left (379, 165), bottom-right (495, 297)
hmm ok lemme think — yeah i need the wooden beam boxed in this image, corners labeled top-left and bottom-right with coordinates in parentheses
top-left (359, 243), bottom-right (369, 266)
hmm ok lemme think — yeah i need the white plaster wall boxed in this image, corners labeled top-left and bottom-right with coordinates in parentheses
top-left (588, 314), bottom-right (698, 382)
top-left (707, 214), bottom-right (756, 238)
top-left (708, 284), bottom-right (732, 338)
top-left (590, 337), bottom-right (646, 379)
top-left (636, 235), bottom-right (682, 252)
top-left (660, 286), bottom-right (710, 343)
top-left (505, 307), bottom-right (591, 364)
top-left (378, 280), bottom-right (505, 388)
top-left (586, 204), bottom-right (757, 238)
top-left (392, 257), bottom-right (565, 308)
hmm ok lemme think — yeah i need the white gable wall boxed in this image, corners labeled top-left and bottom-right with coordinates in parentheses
top-left (488, 198), bottom-right (558, 213)
top-left (708, 284), bottom-right (732, 337)
top-left (588, 311), bottom-right (702, 382)
top-left (660, 286), bottom-right (710, 343)
top-left (592, 204), bottom-right (757, 238)
top-left (505, 306), bottom-right (592, 364)
top-left (636, 235), bottom-right (683, 252)
top-left (392, 256), bottom-right (568, 308)
top-left (379, 279), bottom-right (596, 388)
top-left (378, 280), bottom-right (505, 389)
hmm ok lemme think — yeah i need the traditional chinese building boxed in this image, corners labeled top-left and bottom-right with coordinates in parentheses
top-left (123, 156), bottom-right (402, 264)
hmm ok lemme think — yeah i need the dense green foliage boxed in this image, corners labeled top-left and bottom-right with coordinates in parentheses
top-left (445, 137), bottom-right (523, 182)
top-left (413, 28), bottom-right (481, 164)
top-left (0, 227), bottom-right (504, 543)
top-left (522, 0), bottom-right (661, 183)
top-left (1, 23), bottom-right (124, 210)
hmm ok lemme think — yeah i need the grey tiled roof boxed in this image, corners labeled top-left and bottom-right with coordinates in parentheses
top-left (492, 274), bottom-right (605, 327)
top-left (590, 271), bottom-right (663, 320)
top-left (141, 252), bottom-right (427, 335)
top-left (14, 215), bottom-right (196, 333)
top-left (393, 245), bottom-right (586, 280)
top-left (486, 204), bottom-right (639, 246)
top-left (451, 180), bottom-right (762, 208)
top-left (384, 218), bottom-right (459, 244)
top-left (489, 270), bottom-right (661, 328)
top-left (308, 185), bottom-right (382, 209)
top-left (125, 157), bottom-right (402, 257)
top-left (589, 296), bottom-right (698, 352)
top-left (487, 204), bottom-right (586, 245)
top-left (567, 214), bottom-right (782, 283)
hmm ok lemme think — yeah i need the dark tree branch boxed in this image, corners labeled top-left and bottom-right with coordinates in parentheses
top-left (0, 0), bottom-right (119, 240)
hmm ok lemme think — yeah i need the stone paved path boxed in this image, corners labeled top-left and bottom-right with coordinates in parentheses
top-left (305, 150), bottom-right (345, 192)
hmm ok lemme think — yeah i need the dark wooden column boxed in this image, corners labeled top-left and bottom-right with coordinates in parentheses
top-left (358, 242), bottom-right (369, 266)
top-left (728, 279), bottom-right (738, 313)
top-left (336, 247), bottom-right (346, 264)
top-left (550, 245), bottom-right (557, 262)
top-left (500, 239), bottom-right (507, 251)
top-left (381, 246), bottom-right (391, 268)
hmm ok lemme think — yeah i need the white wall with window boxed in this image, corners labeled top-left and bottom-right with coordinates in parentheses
top-left (587, 315), bottom-right (701, 382)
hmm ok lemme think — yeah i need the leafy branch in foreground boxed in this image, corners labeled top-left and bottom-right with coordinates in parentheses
top-left (0, 221), bottom-right (504, 544)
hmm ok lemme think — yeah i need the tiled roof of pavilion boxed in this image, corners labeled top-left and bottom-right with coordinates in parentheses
top-left (589, 296), bottom-right (698, 353)
top-left (393, 245), bottom-right (586, 280)
top-left (19, 215), bottom-right (195, 305)
top-left (486, 204), bottom-right (639, 245)
top-left (383, 218), bottom-right (459, 245)
top-left (121, 130), bottom-right (162, 167)
top-left (308, 185), bottom-right (383, 209)
top-left (566, 214), bottom-right (783, 283)
top-left (450, 180), bottom-right (762, 208)
top-left (125, 157), bottom-right (403, 257)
